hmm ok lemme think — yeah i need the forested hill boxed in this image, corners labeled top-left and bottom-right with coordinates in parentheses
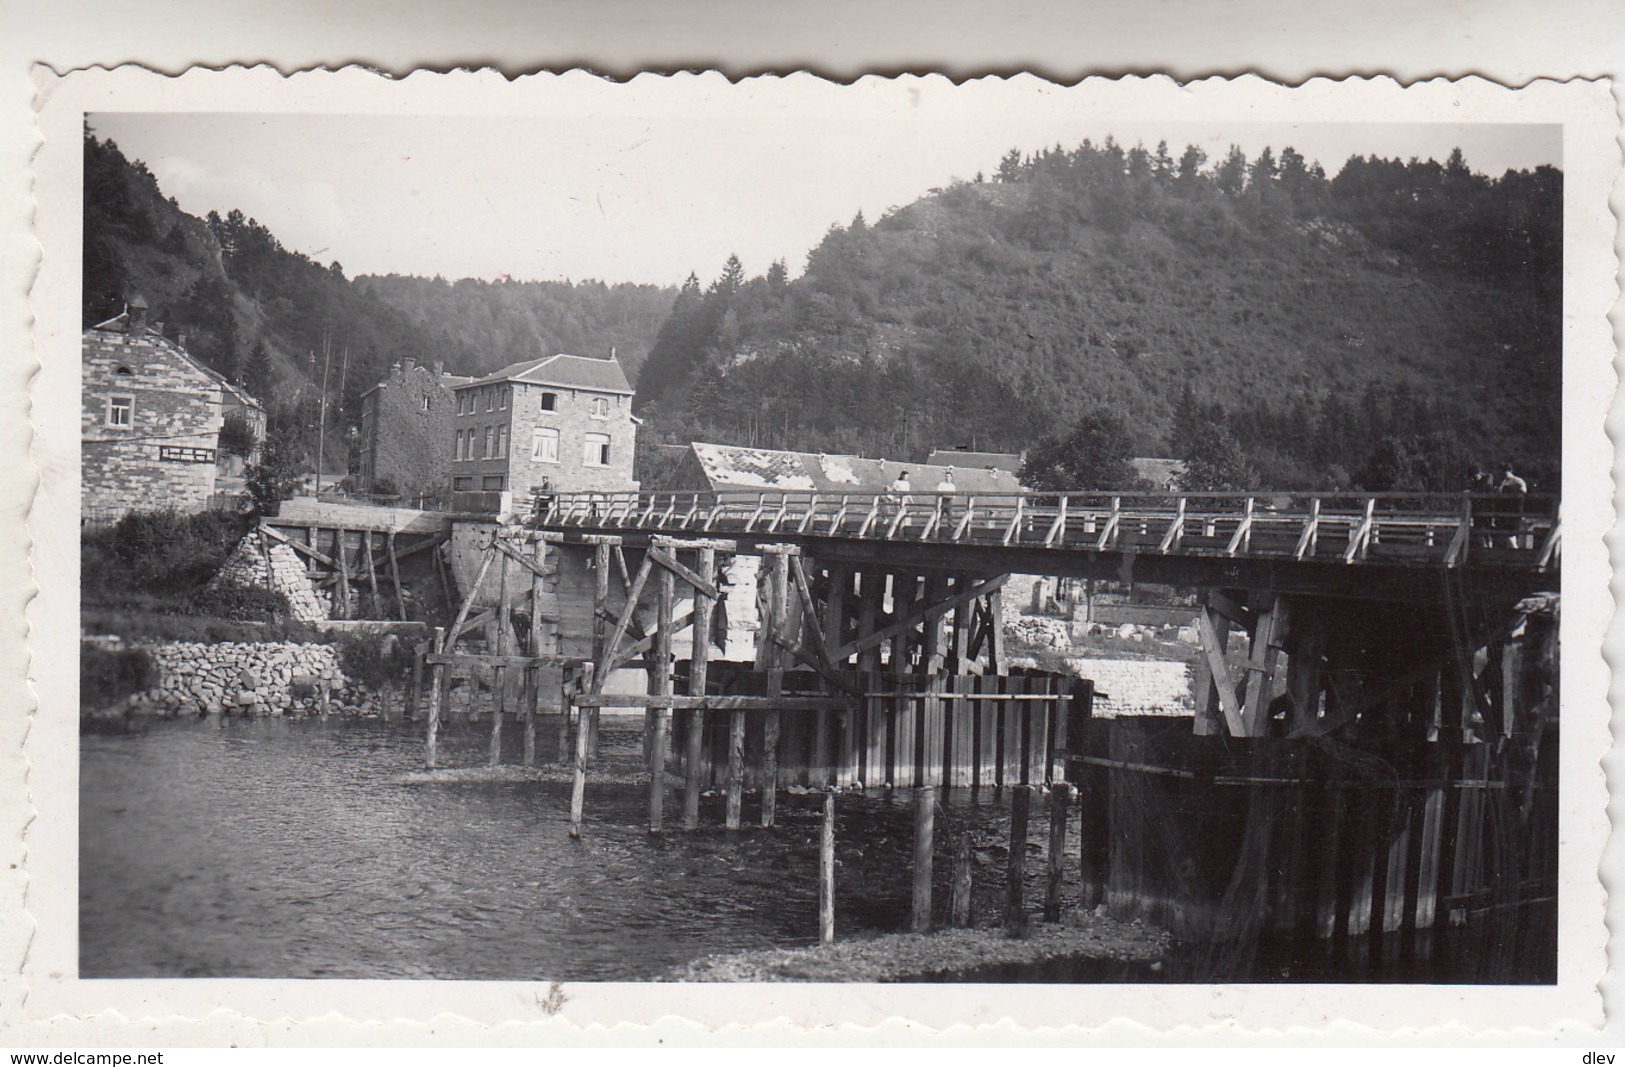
top-left (82, 130), bottom-right (674, 467)
top-left (633, 140), bottom-right (1562, 492)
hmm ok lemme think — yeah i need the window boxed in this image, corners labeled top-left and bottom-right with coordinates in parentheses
top-left (498, 387), bottom-right (507, 410)
top-left (106, 395), bottom-right (133, 427)
top-left (532, 427), bottom-right (559, 463)
top-left (485, 388), bottom-right (494, 412)
top-left (540, 392), bottom-right (557, 412)
top-left (483, 427), bottom-right (494, 459)
top-left (482, 475), bottom-right (505, 491)
top-left (495, 425), bottom-right (508, 458)
top-left (583, 432), bottom-right (611, 467)
top-left (114, 365), bottom-right (133, 377)
top-left (421, 395), bottom-right (431, 412)
top-left (453, 476), bottom-right (473, 491)
top-left (589, 396), bottom-right (610, 419)
top-left (454, 429), bottom-right (463, 461)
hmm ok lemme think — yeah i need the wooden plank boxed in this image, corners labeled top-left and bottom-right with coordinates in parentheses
top-left (1240, 597), bottom-right (1284, 736)
top-left (335, 529), bottom-right (352, 618)
top-left (683, 547), bottom-right (716, 830)
top-left (975, 674), bottom-right (999, 789)
top-left (1025, 679), bottom-right (1049, 784)
top-left (489, 550), bottom-right (511, 767)
top-left (363, 531), bottom-right (381, 610)
top-left (1001, 675), bottom-right (1022, 786)
top-left (648, 546), bottom-right (720, 601)
top-left (761, 552), bottom-right (789, 827)
top-left (912, 786), bottom-right (936, 932)
top-left (649, 565), bottom-right (674, 833)
top-left (525, 539), bottom-right (545, 767)
top-left (1196, 608), bottom-right (1246, 736)
top-left (261, 522), bottom-right (337, 569)
top-left (443, 542), bottom-right (496, 654)
top-left (598, 553), bottom-right (654, 679)
top-left (858, 575), bottom-right (885, 788)
top-left (921, 574), bottom-right (947, 788)
top-left (891, 573), bottom-right (919, 789)
top-left (425, 653), bottom-right (575, 669)
top-left (386, 531), bottom-right (408, 621)
top-left (832, 574), bottom-right (1009, 664)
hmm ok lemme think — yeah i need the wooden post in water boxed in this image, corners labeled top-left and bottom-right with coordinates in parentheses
top-left (363, 531), bottom-right (381, 613)
top-left (1045, 782), bottom-right (1071, 922)
top-left (424, 626), bottom-right (446, 768)
top-left (591, 541), bottom-right (611, 762)
top-left (684, 547), bottom-right (717, 830)
top-left (489, 547), bottom-right (511, 767)
top-left (568, 662), bottom-right (594, 839)
top-left (761, 550), bottom-right (789, 829)
top-left (335, 530), bottom-right (352, 619)
top-left (950, 831), bottom-right (974, 927)
top-left (649, 565), bottom-right (674, 833)
top-left (912, 785), bottom-right (936, 933)
top-left (525, 536), bottom-right (544, 767)
top-left (725, 706), bottom-right (746, 831)
top-left (387, 530), bottom-right (408, 622)
top-left (820, 790), bottom-right (836, 944)
top-left (1005, 785), bottom-right (1031, 935)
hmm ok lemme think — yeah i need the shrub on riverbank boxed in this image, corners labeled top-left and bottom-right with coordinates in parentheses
top-left (82, 509), bottom-right (252, 607)
top-left (80, 644), bottom-right (156, 713)
top-left (334, 632), bottom-right (415, 690)
top-left (187, 583), bottom-right (292, 622)
top-left (82, 607), bottom-right (324, 645)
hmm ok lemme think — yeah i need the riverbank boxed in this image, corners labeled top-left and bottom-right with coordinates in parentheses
top-left (673, 909), bottom-right (1170, 982)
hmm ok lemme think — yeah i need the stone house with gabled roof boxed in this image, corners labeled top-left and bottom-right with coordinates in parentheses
top-left (354, 357), bottom-right (473, 501)
top-left (450, 352), bottom-right (639, 509)
top-left (82, 298), bottom-right (264, 519)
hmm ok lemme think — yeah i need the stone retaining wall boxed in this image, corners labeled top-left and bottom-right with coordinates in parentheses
top-left (126, 640), bottom-right (401, 718)
top-left (210, 529), bottom-right (330, 623)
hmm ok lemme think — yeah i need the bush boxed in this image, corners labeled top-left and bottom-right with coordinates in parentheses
top-left (81, 644), bottom-right (156, 712)
top-left (82, 509), bottom-right (252, 601)
top-left (187, 583), bottom-right (290, 621)
top-left (333, 633), bottom-right (415, 689)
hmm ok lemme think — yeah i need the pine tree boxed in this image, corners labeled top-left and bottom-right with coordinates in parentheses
top-left (243, 340), bottom-right (274, 400)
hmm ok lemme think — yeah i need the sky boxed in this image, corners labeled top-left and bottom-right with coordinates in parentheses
top-left (88, 83), bottom-right (1562, 290)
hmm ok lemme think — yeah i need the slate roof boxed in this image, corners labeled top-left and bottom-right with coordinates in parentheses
top-left (689, 443), bottom-right (1023, 495)
top-left (925, 448), bottom-right (1025, 475)
top-left (86, 313), bottom-right (263, 411)
top-left (460, 353), bottom-right (632, 394)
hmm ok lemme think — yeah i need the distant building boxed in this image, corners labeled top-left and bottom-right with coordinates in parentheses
top-left (450, 353), bottom-right (638, 511)
top-left (353, 357), bottom-right (472, 500)
top-left (674, 442), bottom-right (1023, 499)
top-left (82, 298), bottom-right (264, 519)
top-left (925, 448), bottom-right (1026, 480)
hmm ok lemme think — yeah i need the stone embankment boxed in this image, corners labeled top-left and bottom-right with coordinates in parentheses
top-left (209, 529), bottom-right (330, 623)
top-left (117, 640), bottom-right (398, 718)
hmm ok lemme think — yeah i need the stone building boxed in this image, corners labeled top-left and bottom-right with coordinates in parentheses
top-left (450, 353), bottom-right (638, 512)
top-left (82, 299), bottom-right (263, 520)
top-left (353, 357), bottom-right (472, 501)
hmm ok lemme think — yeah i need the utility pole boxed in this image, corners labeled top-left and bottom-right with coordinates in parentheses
top-left (316, 330), bottom-right (333, 496)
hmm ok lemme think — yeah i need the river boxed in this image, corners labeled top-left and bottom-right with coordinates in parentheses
top-left (80, 715), bottom-right (1553, 983)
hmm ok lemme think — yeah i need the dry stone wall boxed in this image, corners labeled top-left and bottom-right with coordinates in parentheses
top-left (124, 640), bottom-right (401, 719)
top-left (210, 529), bottom-right (330, 622)
top-left (1064, 657), bottom-right (1193, 716)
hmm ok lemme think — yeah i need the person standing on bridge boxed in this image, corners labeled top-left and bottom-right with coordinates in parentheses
top-left (887, 470), bottom-right (912, 527)
top-left (935, 467), bottom-right (957, 535)
top-left (1499, 465), bottom-right (1529, 549)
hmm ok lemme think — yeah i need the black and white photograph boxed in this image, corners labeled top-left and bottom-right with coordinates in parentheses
top-left (20, 69), bottom-right (1616, 1034)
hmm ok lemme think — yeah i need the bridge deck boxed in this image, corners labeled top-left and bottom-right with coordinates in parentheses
top-left (533, 489), bottom-right (1558, 576)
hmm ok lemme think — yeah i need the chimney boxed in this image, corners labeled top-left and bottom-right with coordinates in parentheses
top-left (177, 331), bottom-right (188, 350)
top-left (127, 294), bottom-right (149, 333)
top-left (153, 320), bottom-right (165, 336)
top-left (403, 357), bottom-right (416, 374)
top-left (431, 360), bottom-right (444, 377)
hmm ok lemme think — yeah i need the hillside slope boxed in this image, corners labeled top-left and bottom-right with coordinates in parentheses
top-left (633, 141), bottom-right (1561, 490)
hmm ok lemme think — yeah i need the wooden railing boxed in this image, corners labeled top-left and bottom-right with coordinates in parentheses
top-left (530, 489), bottom-right (1560, 570)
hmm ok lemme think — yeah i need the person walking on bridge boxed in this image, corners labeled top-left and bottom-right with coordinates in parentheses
top-left (1499, 465), bottom-right (1529, 549)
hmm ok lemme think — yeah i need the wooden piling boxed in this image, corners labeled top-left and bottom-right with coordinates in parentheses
top-left (363, 532), bottom-right (381, 614)
top-left (912, 785), bottom-right (936, 933)
top-left (1006, 785), bottom-right (1031, 935)
top-left (424, 626), bottom-right (446, 769)
top-left (525, 537), bottom-right (544, 767)
top-left (650, 566), bottom-right (674, 833)
top-left (335, 530), bottom-right (352, 619)
top-left (684, 548), bottom-right (716, 831)
top-left (761, 551), bottom-right (789, 828)
top-left (950, 831), bottom-right (974, 927)
top-left (387, 530), bottom-right (408, 621)
top-left (568, 678), bottom-right (590, 839)
top-left (726, 707), bottom-right (745, 830)
top-left (489, 548), bottom-right (511, 767)
top-left (1045, 782), bottom-right (1071, 922)
top-left (820, 791), bottom-right (836, 944)
top-left (591, 541), bottom-right (610, 763)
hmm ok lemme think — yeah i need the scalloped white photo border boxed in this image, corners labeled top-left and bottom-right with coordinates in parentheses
top-left (19, 67), bottom-right (1620, 1040)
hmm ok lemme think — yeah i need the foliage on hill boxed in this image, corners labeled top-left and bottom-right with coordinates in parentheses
top-left (632, 138), bottom-right (1562, 492)
top-left (82, 128), bottom-right (674, 477)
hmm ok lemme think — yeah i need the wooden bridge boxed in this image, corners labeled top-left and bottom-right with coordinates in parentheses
top-left (533, 488), bottom-right (1558, 601)
top-left (404, 486), bottom-right (1559, 957)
